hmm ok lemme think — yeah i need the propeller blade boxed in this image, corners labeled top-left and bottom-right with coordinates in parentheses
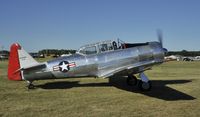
top-left (156, 29), bottom-right (168, 55)
top-left (157, 29), bottom-right (163, 48)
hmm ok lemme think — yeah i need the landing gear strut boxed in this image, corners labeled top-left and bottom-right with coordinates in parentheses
top-left (27, 81), bottom-right (35, 89)
top-left (138, 73), bottom-right (152, 91)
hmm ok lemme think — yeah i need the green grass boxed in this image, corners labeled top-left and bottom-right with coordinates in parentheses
top-left (0, 60), bottom-right (200, 117)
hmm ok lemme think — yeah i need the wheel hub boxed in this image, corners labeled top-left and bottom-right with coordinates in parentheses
top-left (142, 82), bottom-right (150, 90)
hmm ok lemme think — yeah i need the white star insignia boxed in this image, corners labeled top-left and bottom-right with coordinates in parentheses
top-left (59, 62), bottom-right (69, 71)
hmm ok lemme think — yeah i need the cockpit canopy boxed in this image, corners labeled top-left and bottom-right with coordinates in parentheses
top-left (77, 40), bottom-right (121, 55)
top-left (76, 39), bottom-right (149, 55)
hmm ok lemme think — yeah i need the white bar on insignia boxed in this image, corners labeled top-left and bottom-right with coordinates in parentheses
top-left (53, 66), bottom-right (59, 69)
top-left (53, 67), bottom-right (60, 71)
top-left (53, 69), bottom-right (59, 71)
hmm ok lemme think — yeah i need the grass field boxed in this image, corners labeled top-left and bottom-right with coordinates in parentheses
top-left (0, 60), bottom-right (200, 117)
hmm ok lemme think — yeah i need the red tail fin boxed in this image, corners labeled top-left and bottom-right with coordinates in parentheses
top-left (7, 43), bottom-right (22, 81)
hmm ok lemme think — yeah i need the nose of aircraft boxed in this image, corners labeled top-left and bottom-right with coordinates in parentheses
top-left (163, 48), bottom-right (168, 53)
top-left (163, 48), bottom-right (168, 55)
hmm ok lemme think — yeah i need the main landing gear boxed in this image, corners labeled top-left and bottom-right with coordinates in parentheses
top-left (126, 73), bottom-right (152, 91)
top-left (27, 81), bottom-right (35, 89)
top-left (127, 74), bottom-right (137, 86)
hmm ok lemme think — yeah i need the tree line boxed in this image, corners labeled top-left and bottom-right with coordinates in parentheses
top-left (0, 50), bottom-right (9, 55)
top-left (0, 49), bottom-right (76, 56)
top-left (1, 49), bottom-right (200, 57)
top-left (38, 49), bottom-right (76, 55)
top-left (167, 50), bottom-right (200, 56)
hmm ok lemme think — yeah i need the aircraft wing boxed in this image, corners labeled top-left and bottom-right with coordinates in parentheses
top-left (98, 60), bottom-right (155, 78)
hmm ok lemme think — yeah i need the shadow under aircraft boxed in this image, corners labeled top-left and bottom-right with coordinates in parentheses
top-left (36, 76), bottom-right (196, 101)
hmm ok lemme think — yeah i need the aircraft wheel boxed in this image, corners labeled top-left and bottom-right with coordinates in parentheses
top-left (138, 80), bottom-right (152, 91)
top-left (28, 84), bottom-right (35, 89)
top-left (127, 75), bottom-right (137, 86)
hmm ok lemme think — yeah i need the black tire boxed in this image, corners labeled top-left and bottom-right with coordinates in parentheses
top-left (138, 80), bottom-right (152, 91)
top-left (28, 84), bottom-right (35, 89)
top-left (127, 75), bottom-right (137, 86)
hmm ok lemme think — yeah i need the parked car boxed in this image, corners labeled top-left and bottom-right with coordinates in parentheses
top-left (0, 54), bottom-right (8, 60)
top-left (183, 57), bottom-right (193, 61)
top-left (193, 56), bottom-right (200, 61)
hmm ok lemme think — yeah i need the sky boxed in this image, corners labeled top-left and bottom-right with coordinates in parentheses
top-left (0, 0), bottom-right (200, 52)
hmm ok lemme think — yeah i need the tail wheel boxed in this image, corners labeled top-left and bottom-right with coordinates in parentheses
top-left (138, 80), bottom-right (152, 91)
top-left (27, 81), bottom-right (35, 89)
top-left (127, 75), bottom-right (137, 86)
top-left (28, 84), bottom-right (35, 89)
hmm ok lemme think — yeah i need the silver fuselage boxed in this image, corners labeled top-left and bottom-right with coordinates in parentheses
top-left (23, 42), bottom-right (165, 81)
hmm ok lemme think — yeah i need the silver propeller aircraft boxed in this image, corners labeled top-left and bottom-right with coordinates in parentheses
top-left (8, 33), bottom-right (167, 91)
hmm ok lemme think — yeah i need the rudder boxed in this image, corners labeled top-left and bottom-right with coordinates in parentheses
top-left (8, 43), bottom-right (22, 80)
